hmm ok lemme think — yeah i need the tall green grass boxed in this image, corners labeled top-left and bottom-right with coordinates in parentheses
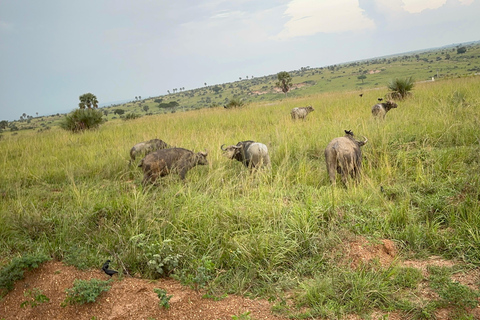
top-left (1, 76), bottom-right (480, 317)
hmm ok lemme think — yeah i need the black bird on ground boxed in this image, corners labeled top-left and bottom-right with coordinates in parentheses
top-left (102, 260), bottom-right (119, 277)
top-left (359, 93), bottom-right (363, 97)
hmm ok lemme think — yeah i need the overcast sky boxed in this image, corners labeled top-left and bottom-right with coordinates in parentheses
top-left (1, 0), bottom-right (479, 121)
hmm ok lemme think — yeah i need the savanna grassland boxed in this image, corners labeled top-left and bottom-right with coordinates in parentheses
top-left (2, 74), bottom-right (480, 318)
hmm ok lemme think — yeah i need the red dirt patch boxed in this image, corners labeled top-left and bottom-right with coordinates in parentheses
top-left (342, 237), bottom-right (397, 269)
top-left (0, 261), bottom-right (285, 320)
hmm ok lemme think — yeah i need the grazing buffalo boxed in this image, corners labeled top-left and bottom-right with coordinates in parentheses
top-left (221, 141), bottom-right (270, 169)
top-left (130, 139), bottom-right (169, 164)
top-left (291, 105), bottom-right (314, 120)
top-left (139, 148), bottom-right (208, 185)
top-left (325, 130), bottom-right (368, 186)
top-left (371, 100), bottom-right (397, 119)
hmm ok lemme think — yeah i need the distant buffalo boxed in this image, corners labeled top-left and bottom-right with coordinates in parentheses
top-left (325, 130), bottom-right (368, 186)
top-left (130, 139), bottom-right (169, 164)
top-left (291, 105), bottom-right (314, 120)
top-left (371, 100), bottom-right (397, 119)
top-left (221, 140), bottom-right (270, 169)
top-left (139, 148), bottom-right (208, 185)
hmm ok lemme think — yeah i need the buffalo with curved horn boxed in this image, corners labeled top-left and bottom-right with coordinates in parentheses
top-left (221, 141), bottom-right (270, 169)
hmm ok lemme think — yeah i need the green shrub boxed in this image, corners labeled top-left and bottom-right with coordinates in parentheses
top-left (129, 235), bottom-right (181, 278)
top-left (63, 279), bottom-right (112, 305)
top-left (123, 113), bottom-right (142, 121)
top-left (59, 108), bottom-right (104, 132)
top-left (224, 97), bottom-right (245, 108)
top-left (20, 288), bottom-right (50, 308)
top-left (172, 256), bottom-right (215, 292)
top-left (0, 254), bottom-right (50, 298)
top-left (387, 76), bottom-right (415, 100)
top-left (154, 288), bottom-right (173, 309)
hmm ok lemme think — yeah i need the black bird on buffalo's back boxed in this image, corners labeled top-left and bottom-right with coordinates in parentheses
top-left (102, 260), bottom-right (119, 277)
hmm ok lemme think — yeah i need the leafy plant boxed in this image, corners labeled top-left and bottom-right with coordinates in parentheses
top-left (63, 279), bottom-right (111, 305)
top-left (0, 254), bottom-right (49, 298)
top-left (232, 311), bottom-right (252, 320)
top-left (173, 256), bottom-right (215, 292)
top-left (20, 288), bottom-right (50, 308)
top-left (387, 76), bottom-right (415, 100)
top-left (153, 288), bottom-right (173, 309)
top-left (129, 235), bottom-right (182, 278)
top-left (59, 108), bottom-right (104, 132)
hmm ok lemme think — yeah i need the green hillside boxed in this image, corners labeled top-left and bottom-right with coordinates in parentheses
top-left (2, 41), bottom-right (479, 133)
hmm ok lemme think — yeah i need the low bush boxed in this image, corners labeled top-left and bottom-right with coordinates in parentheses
top-left (63, 278), bottom-right (112, 305)
top-left (0, 254), bottom-right (50, 298)
top-left (59, 108), bottom-right (104, 132)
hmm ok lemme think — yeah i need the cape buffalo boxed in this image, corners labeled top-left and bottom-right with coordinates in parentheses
top-left (325, 130), bottom-right (368, 186)
top-left (130, 139), bottom-right (169, 164)
top-left (139, 148), bottom-right (208, 185)
top-left (371, 100), bottom-right (397, 119)
top-left (291, 105), bottom-right (314, 120)
top-left (221, 141), bottom-right (270, 169)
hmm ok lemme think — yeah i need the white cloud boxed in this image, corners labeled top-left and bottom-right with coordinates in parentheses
top-left (275, 0), bottom-right (375, 40)
top-left (401, 0), bottom-right (446, 13)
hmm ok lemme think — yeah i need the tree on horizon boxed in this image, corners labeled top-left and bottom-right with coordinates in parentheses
top-left (276, 71), bottom-right (292, 97)
top-left (78, 93), bottom-right (99, 109)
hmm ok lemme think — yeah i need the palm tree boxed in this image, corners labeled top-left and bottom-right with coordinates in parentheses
top-left (276, 71), bottom-right (292, 97)
top-left (387, 77), bottom-right (415, 100)
top-left (78, 93), bottom-right (99, 109)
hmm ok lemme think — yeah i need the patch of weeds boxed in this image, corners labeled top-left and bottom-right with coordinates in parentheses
top-left (393, 267), bottom-right (423, 289)
top-left (231, 311), bottom-right (252, 320)
top-left (20, 288), bottom-right (50, 308)
top-left (428, 265), bottom-right (479, 316)
top-left (295, 263), bottom-right (399, 318)
top-left (129, 235), bottom-right (182, 278)
top-left (437, 281), bottom-right (479, 308)
top-left (62, 278), bottom-right (112, 306)
top-left (153, 288), bottom-right (173, 309)
top-left (451, 90), bottom-right (469, 107)
top-left (0, 253), bottom-right (50, 298)
top-left (62, 245), bottom-right (91, 270)
top-left (172, 256), bottom-right (215, 292)
top-left (271, 297), bottom-right (290, 316)
top-left (404, 301), bottom-right (438, 320)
